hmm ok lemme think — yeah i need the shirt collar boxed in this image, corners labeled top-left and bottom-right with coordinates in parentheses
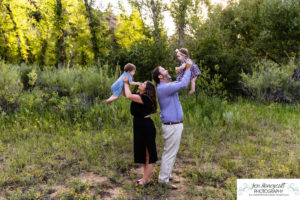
top-left (158, 81), bottom-right (167, 86)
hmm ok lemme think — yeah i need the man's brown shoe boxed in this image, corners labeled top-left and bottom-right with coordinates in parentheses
top-left (159, 182), bottom-right (178, 190)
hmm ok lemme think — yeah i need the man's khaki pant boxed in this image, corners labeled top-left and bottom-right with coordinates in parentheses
top-left (159, 123), bottom-right (183, 183)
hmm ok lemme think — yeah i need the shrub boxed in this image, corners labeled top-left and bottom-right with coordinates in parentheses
top-left (20, 63), bottom-right (40, 90)
top-left (241, 58), bottom-right (300, 103)
top-left (0, 63), bottom-right (23, 112)
top-left (196, 63), bottom-right (227, 98)
top-left (36, 64), bottom-right (119, 101)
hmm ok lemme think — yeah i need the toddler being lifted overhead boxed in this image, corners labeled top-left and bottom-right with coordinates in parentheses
top-left (106, 63), bottom-right (140, 104)
top-left (175, 48), bottom-right (201, 95)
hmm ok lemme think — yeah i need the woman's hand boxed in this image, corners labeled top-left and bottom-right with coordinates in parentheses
top-left (124, 76), bottom-right (129, 84)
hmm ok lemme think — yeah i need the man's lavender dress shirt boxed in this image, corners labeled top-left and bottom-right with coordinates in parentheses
top-left (157, 69), bottom-right (191, 123)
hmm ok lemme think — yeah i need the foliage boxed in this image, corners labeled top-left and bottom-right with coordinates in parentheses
top-left (20, 63), bottom-right (40, 90)
top-left (170, 0), bottom-right (193, 46)
top-left (0, 62), bottom-right (121, 115)
top-left (1, 81), bottom-right (299, 198)
top-left (0, 0), bottom-right (111, 66)
top-left (0, 0), bottom-right (299, 98)
top-left (241, 58), bottom-right (300, 103)
top-left (36, 64), bottom-right (119, 100)
top-left (114, 8), bottom-right (148, 49)
top-left (196, 63), bottom-right (227, 98)
top-left (117, 37), bottom-right (175, 82)
top-left (187, 0), bottom-right (300, 94)
top-left (0, 62), bottom-right (23, 112)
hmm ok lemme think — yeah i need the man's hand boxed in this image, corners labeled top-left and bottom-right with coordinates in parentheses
top-left (185, 59), bottom-right (192, 70)
top-left (175, 63), bottom-right (186, 71)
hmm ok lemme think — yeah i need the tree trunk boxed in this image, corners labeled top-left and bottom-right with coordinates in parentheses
top-left (5, 3), bottom-right (23, 62)
top-left (150, 0), bottom-right (161, 40)
top-left (84, 0), bottom-right (99, 64)
top-left (55, 0), bottom-right (66, 68)
top-left (178, 24), bottom-right (185, 47)
top-left (177, 2), bottom-right (188, 47)
top-left (0, 30), bottom-right (8, 61)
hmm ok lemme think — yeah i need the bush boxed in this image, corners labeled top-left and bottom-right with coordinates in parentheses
top-left (240, 58), bottom-right (300, 102)
top-left (187, 0), bottom-right (300, 95)
top-left (36, 64), bottom-right (119, 101)
top-left (196, 63), bottom-right (227, 98)
top-left (116, 38), bottom-right (175, 82)
top-left (20, 63), bottom-right (40, 90)
top-left (0, 63), bottom-right (23, 112)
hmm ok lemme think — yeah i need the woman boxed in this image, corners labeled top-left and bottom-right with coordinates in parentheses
top-left (123, 76), bottom-right (158, 185)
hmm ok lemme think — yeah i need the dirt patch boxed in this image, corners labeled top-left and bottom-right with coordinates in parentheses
top-left (102, 187), bottom-right (122, 200)
top-left (49, 185), bottom-right (69, 199)
top-left (79, 172), bottom-right (108, 185)
top-left (167, 163), bottom-right (190, 200)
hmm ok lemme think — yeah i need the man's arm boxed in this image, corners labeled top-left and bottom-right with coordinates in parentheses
top-left (161, 60), bottom-right (192, 96)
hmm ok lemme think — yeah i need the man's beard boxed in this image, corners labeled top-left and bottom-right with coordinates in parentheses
top-left (163, 74), bottom-right (171, 81)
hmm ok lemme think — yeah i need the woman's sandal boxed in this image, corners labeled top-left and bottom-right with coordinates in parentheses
top-left (136, 179), bottom-right (151, 185)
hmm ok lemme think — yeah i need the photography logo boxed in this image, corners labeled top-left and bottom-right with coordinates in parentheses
top-left (237, 179), bottom-right (300, 200)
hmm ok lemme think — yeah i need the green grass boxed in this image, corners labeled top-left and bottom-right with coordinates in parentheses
top-left (0, 93), bottom-right (299, 199)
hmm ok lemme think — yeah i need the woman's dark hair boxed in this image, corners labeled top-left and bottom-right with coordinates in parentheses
top-left (145, 81), bottom-right (157, 113)
top-left (152, 67), bottom-right (161, 84)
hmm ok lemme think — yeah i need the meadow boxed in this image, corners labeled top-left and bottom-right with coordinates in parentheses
top-left (0, 64), bottom-right (299, 199)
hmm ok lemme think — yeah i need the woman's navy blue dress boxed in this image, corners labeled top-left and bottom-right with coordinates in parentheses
top-left (130, 94), bottom-right (158, 164)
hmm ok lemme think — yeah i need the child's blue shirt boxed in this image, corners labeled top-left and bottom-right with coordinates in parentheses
top-left (111, 72), bottom-right (133, 97)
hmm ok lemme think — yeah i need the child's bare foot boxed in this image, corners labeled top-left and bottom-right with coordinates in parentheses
top-left (188, 90), bottom-right (195, 95)
top-left (106, 99), bottom-right (112, 105)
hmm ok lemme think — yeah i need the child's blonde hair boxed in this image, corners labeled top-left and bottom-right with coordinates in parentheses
top-left (124, 63), bottom-right (136, 72)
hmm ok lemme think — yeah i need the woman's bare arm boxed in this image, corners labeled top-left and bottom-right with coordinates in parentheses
top-left (129, 81), bottom-right (141, 86)
top-left (124, 76), bottom-right (143, 104)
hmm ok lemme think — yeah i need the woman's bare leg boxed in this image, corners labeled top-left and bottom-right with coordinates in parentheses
top-left (138, 148), bottom-right (154, 184)
top-left (144, 148), bottom-right (154, 181)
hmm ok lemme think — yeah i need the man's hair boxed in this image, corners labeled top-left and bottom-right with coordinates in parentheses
top-left (179, 48), bottom-right (189, 57)
top-left (124, 63), bottom-right (136, 72)
top-left (152, 67), bottom-right (161, 84)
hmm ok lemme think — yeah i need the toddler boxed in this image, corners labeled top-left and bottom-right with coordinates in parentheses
top-left (175, 48), bottom-right (201, 95)
top-left (106, 63), bottom-right (140, 104)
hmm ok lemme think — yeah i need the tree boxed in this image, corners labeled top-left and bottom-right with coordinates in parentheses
top-left (170, 0), bottom-right (192, 47)
top-left (54, 0), bottom-right (66, 68)
top-left (3, 2), bottom-right (23, 63)
top-left (83, 0), bottom-right (99, 63)
top-left (129, 0), bottom-right (166, 41)
top-left (188, 0), bottom-right (300, 95)
top-left (115, 9), bottom-right (148, 49)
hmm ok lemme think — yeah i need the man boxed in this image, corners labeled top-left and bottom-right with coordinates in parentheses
top-left (152, 60), bottom-right (192, 188)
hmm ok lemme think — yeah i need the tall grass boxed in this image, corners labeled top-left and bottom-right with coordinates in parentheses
top-left (0, 63), bottom-right (299, 199)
